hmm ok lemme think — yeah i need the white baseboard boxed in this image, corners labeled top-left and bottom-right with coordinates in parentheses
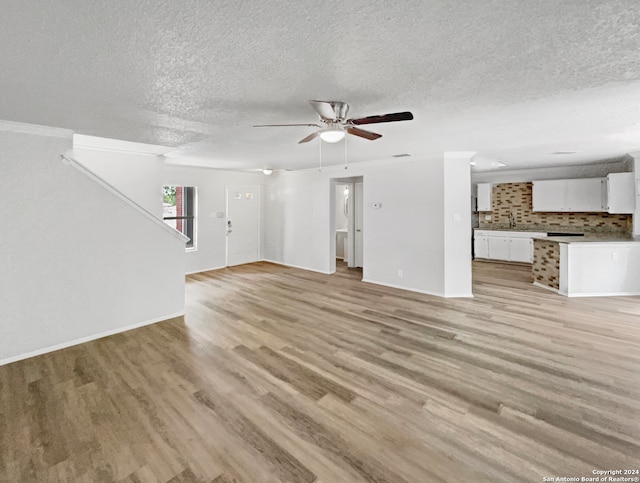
top-left (0, 311), bottom-right (185, 367)
top-left (262, 262), bottom-right (474, 298)
top-left (533, 281), bottom-right (560, 293)
top-left (261, 259), bottom-right (332, 275)
top-left (362, 278), bottom-right (450, 298)
top-left (443, 292), bottom-right (475, 298)
top-left (186, 265), bottom-right (226, 275)
top-left (531, 282), bottom-right (640, 298)
top-left (564, 291), bottom-right (640, 298)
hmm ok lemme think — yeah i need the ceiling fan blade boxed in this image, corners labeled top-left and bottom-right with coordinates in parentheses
top-left (348, 111), bottom-right (414, 125)
top-left (254, 123), bottom-right (320, 127)
top-left (308, 100), bottom-right (338, 120)
top-left (298, 132), bottom-right (319, 144)
top-left (347, 127), bottom-right (382, 140)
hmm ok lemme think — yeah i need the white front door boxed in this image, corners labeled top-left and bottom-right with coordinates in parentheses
top-left (226, 186), bottom-right (260, 266)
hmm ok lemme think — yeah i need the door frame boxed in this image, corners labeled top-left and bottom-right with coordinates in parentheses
top-left (225, 185), bottom-right (261, 267)
top-left (353, 181), bottom-right (363, 268)
top-left (329, 176), bottom-right (364, 274)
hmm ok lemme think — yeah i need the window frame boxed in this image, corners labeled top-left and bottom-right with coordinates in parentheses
top-left (163, 186), bottom-right (197, 251)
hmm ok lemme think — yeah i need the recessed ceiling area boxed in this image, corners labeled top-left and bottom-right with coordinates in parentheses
top-left (2, 1), bottom-right (640, 171)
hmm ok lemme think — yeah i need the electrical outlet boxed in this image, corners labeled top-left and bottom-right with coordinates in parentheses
top-left (484, 214), bottom-right (492, 220)
top-left (397, 269), bottom-right (403, 278)
top-left (612, 252), bottom-right (618, 261)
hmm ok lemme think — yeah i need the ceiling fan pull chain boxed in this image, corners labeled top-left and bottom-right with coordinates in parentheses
top-left (318, 135), bottom-right (322, 172)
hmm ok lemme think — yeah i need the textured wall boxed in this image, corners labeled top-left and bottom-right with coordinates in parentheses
top-left (262, 155), bottom-right (470, 297)
top-left (479, 182), bottom-right (632, 234)
top-left (533, 240), bottom-right (560, 289)
top-left (0, 126), bottom-right (186, 364)
top-left (164, 165), bottom-right (265, 274)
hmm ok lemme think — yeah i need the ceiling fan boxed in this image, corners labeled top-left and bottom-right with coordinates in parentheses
top-left (253, 100), bottom-right (414, 144)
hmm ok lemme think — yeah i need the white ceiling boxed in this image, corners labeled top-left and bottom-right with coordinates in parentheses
top-left (2, 1), bottom-right (640, 171)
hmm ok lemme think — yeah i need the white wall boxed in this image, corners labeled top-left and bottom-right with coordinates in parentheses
top-left (73, 147), bottom-right (164, 217)
top-left (264, 169), bottom-right (332, 273)
top-left (71, 155), bottom-right (267, 274)
top-left (0, 123), bottom-right (186, 364)
top-left (163, 165), bottom-right (266, 274)
top-left (264, 155), bottom-right (472, 297)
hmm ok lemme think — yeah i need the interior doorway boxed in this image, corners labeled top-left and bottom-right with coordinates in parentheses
top-left (226, 185), bottom-right (260, 266)
top-left (331, 176), bottom-right (364, 274)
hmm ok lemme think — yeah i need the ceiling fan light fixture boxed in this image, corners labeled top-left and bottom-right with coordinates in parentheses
top-left (262, 168), bottom-right (273, 175)
top-left (319, 129), bottom-right (345, 143)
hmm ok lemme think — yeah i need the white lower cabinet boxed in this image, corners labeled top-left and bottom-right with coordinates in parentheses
top-left (488, 236), bottom-right (509, 260)
top-left (474, 230), bottom-right (545, 263)
top-left (509, 237), bottom-right (533, 263)
top-left (475, 235), bottom-right (488, 258)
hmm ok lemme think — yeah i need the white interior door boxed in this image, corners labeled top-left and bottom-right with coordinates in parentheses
top-left (226, 186), bottom-right (259, 266)
top-left (354, 182), bottom-right (363, 268)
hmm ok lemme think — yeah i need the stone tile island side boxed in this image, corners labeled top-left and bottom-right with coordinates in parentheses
top-left (532, 236), bottom-right (640, 296)
top-left (533, 239), bottom-right (560, 290)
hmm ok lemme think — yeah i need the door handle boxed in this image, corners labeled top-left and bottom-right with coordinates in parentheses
top-left (356, 229), bottom-right (361, 232)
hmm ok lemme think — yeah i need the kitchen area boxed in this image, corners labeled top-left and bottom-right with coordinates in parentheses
top-left (473, 172), bottom-right (640, 296)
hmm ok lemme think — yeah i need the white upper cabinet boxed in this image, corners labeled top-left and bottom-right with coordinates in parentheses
top-left (564, 178), bottom-right (605, 212)
top-left (532, 180), bottom-right (566, 212)
top-left (477, 183), bottom-right (492, 211)
top-left (606, 172), bottom-right (635, 214)
top-left (532, 178), bottom-right (605, 212)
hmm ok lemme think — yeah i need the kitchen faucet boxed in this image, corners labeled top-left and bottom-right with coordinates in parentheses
top-left (508, 212), bottom-right (516, 229)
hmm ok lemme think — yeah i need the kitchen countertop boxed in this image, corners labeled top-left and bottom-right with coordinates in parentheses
top-left (474, 228), bottom-right (547, 233)
top-left (474, 227), bottom-right (638, 242)
top-left (475, 224), bottom-right (624, 234)
top-left (534, 235), bottom-right (640, 244)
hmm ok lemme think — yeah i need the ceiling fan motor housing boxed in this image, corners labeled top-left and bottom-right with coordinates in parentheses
top-left (327, 101), bottom-right (349, 121)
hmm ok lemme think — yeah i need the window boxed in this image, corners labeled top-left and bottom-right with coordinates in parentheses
top-left (163, 186), bottom-right (196, 249)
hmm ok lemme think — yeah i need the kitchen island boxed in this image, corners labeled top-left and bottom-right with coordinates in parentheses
top-left (533, 236), bottom-right (640, 297)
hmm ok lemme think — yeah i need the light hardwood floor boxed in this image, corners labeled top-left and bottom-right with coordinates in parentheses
top-left (1, 261), bottom-right (639, 482)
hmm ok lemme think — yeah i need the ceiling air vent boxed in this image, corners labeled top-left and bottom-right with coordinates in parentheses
top-left (392, 153), bottom-right (412, 158)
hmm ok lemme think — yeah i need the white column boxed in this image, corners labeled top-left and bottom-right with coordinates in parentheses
top-left (443, 151), bottom-right (475, 297)
top-left (633, 154), bottom-right (640, 237)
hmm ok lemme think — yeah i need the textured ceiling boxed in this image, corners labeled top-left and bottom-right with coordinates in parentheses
top-left (2, 0), bottom-right (640, 170)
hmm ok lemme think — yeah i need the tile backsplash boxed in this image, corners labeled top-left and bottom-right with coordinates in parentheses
top-left (478, 182), bottom-right (632, 234)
